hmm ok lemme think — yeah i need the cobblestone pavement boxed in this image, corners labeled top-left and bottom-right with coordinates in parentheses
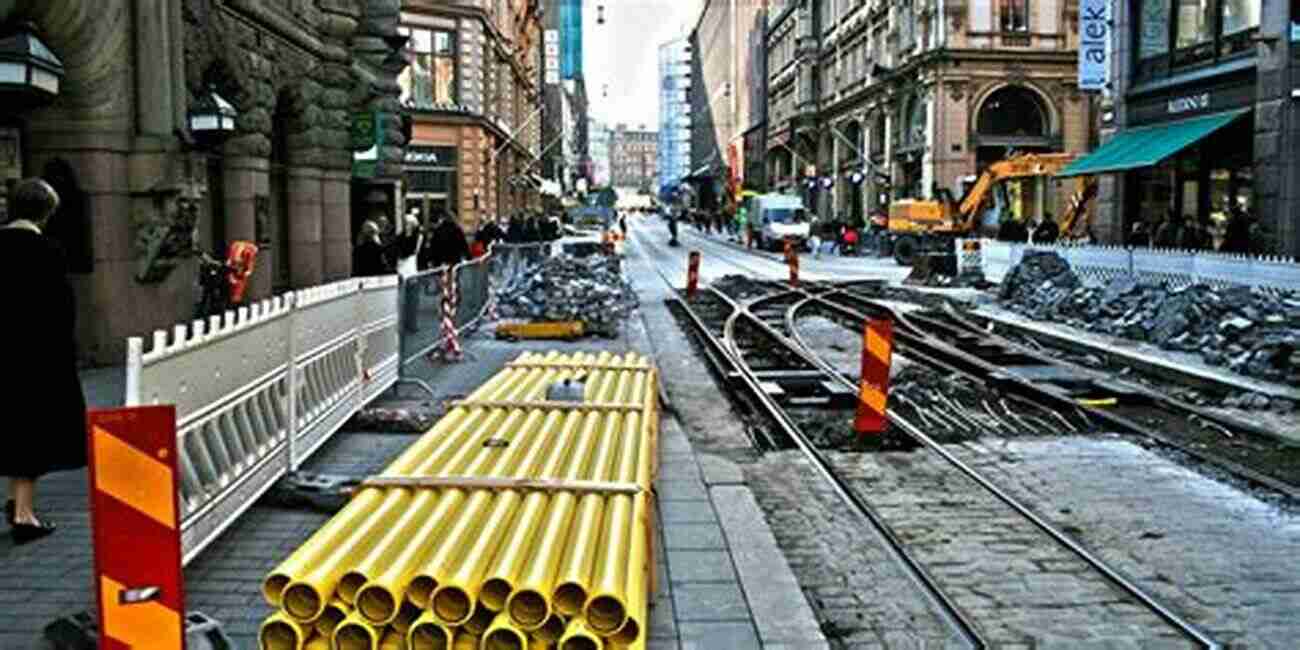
top-left (829, 449), bottom-right (1191, 648)
top-left (948, 436), bottom-right (1300, 649)
top-left (746, 452), bottom-right (956, 649)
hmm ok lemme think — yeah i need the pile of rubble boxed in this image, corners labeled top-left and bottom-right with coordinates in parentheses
top-left (1000, 251), bottom-right (1300, 384)
top-left (496, 254), bottom-right (639, 336)
top-left (711, 274), bottom-right (771, 300)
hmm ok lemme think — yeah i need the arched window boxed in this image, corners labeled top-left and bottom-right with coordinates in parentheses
top-left (870, 112), bottom-right (886, 159)
top-left (976, 86), bottom-right (1047, 138)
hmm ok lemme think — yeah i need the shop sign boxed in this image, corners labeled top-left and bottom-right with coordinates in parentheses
top-left (352, 111), bottom-right (387, 179)
top-left (1078, 0), bottom-right (1109, 91)
top-left (1167, 92), bottom-right (1210, 115)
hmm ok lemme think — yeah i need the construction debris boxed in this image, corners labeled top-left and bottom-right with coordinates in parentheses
top-left (1000, 251), bottom-right (1300, 384)
top-left (496, 255), bottom-right (639, 338)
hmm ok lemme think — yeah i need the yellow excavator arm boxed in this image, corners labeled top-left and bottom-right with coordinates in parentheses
top-left (956, 153), bottom-right (1087, 229)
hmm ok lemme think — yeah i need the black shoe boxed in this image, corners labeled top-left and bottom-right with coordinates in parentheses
top-left (11, 520), bottom-right (55, 545)
top-left (4, 500), bottom-right (12, 526)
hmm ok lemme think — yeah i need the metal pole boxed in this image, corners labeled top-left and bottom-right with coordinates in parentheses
top-left (286, 292), bottom-right (299, 472)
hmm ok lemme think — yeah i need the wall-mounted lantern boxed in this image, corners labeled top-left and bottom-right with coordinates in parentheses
top-left (188, 85), bottom-right (238, 140)
top-left (0, 22), bottom-right (64, 100)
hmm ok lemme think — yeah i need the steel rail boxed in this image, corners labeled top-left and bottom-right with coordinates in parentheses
top-left (791, 289), bottom-right (1222, 650)
top-left (703, 288), bottom-right (989, 650)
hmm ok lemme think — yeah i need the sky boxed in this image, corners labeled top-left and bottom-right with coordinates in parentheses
top-left (581, 0), bottom-right (705, 130)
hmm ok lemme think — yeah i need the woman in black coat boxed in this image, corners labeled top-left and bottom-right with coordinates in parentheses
top-left (353, 220), bottom-right (388, 276)
top-left (1, 178), bottom-right (86, 544)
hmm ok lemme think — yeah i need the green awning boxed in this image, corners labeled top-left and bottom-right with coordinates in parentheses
top-left (1056, 109), bottom-right (1249, 178)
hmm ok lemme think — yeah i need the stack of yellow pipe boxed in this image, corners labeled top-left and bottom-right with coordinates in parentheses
top-left (259, 351), bottom-right (660, 650)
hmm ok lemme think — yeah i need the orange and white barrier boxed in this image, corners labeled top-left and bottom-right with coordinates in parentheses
top-left (853, 319), bottom-right (893, 437)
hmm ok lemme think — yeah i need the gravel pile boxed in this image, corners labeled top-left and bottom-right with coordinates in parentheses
top-left (1000, 251), bottom-right (1300, 384)
top-left (496, 254), bottom-right (639, 337)
top-left (711, 274), bottom-right (772, 300)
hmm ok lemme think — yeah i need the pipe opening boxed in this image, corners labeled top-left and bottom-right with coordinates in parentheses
top-left (337, 571), bottom-right (367, 604)
top-left (282, 583), bottom-right (323, 622)
top-left (612, 616), bottom-right (641, 645)
top-left (560, 637), bottom-right (598, 650)
top-left (479, 578), bottom-right (512, 611)
top-left (463, 606), bottom-right (496, 636)
top-left (408, 623), bottom-right (451, 650)
top-left (484, 628), bottom-right (526, 650)
top-left (334, 623), bottom-right (374, 650)
top-left (259, 620), bottom-right (301, 650)
top-left (315, 604), bottom-right (348, 638)
top-left (432, 587), bottom-right (473, 624)
top-left (262, 574), bottom-right (290, 606)
top-left (586, 595), bottom-right (626, 633)
top-left (553, 583), bottom-right (587, 617)
top-left (537, 614), bottom-right (566, 643)
top-left (406, 576), bottom-right (437, 609)
top-left (357, 586), bottom-right (397, 625)
top-left (507, 590), bottom-right (549, 628)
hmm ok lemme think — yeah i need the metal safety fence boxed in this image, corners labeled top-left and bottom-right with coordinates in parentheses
top-left (969, 238), bottom-right (1300, 293)
top-left (125, 277), bottom-right (400, 564)
top-left (123, 241), bottom-right (553, 565)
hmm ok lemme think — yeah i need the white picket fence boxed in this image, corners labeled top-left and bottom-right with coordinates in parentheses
top-left (969, 239), bottom-right (1300, 293)
top-left (125, 276), bottom-right (400, 564)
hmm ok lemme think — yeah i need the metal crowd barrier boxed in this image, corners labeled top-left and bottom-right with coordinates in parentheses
top-left (397, 242), bottom-right (552, 369)
top-left (970, 238), bottom-right (1300, 293)
top-left (125, 277), bottom-right (401, 565)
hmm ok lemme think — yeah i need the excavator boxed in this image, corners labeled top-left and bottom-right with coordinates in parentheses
top-left (887, 152), bottom-right (1097, 265)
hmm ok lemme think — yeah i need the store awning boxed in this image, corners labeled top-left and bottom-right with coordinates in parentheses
top-left (1056, 109), bottom-right (1249, 178)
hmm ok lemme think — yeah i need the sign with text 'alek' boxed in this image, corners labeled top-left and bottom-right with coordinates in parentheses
top-left (1079, 0), bottom-right (1110, 91)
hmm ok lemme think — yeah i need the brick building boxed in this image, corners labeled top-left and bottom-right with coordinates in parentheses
top-left (400, 0), bottom-right (543, 230)
top-left (0, 0), bottom-right (406, 364)
top-left (610, 125), bottom-right (658, 192)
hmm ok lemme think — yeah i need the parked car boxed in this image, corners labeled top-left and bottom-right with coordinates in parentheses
top-left (748, 193), bottom-right (810, 251)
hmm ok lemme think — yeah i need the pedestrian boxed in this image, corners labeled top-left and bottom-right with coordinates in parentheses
top-left (1179, 216), bottom-right (1205, 250)
top-left (1220, 205), bottom-right (1252, 253)
top-left (426, 210), bottom-right (472, 268)
top-left (1033, 214), bottom-right (1059, 244)
top-left (477, 216), bottom-right (505, 253)
top-left (1153, 210), bottom-right (1182, 249)
top-left (1127, 219), bottom-right (1151, 248)
top-left (395, 213), bottom-right (423, 277)
top-left (353, 220), bottom-right (388, 276)
top-left (619, 213), bottom-right (628, 237)
top-left (735, 204), bottom-right (748, 246)
top-left (1, 178), bottom-right (87, 544)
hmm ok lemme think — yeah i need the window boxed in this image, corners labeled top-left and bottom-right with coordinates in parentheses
top-left (399, 26), bottom-right (457, 109)
top-left (1139, 0), bottom-right (1171, 58)
top-left (901, 0), bottom-right (916, 49)
top-left (1175, 0), bottom-right (1214, 48)
top-left (1000, 0), bottom-right (1030, 31)
top-left (1220, 0), bottom-right (1260, 35)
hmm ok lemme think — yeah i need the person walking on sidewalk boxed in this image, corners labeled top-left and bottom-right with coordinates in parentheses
top-left (353, 220), bottom-right (388, 276)
top-left (1, 178), bottom-right (87, 545)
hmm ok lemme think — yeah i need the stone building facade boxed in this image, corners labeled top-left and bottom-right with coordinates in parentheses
top-left (610, 125), bottom-right (658, 191)
top-left (400, 0), bottom-right (543, 230)
top-left (767, 0), bottom-right (1096, 227)
top-left (0, 0), bottom-right (405, 365)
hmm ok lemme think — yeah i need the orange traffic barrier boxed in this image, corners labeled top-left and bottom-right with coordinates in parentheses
top-left (784, 237), bottom-right (799, 288)
top-left (88, 406), bottom-right (186, 648)
top-left (686, 251), bottom-right (701, 299)
top-left (854, 319), bottom-right (893, 437)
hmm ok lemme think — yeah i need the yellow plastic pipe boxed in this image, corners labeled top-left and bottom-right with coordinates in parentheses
top-left (355, 362), bottom-right (575, 624)
top-left (379, 627), bottom-right (406, 650)
top-left (611, 372), bottom-right (661, 647)
top-left (481, 611), bottom-right (529, 650)
top-left (407, 610), bottom-right (453, 650)
top-left (262, 357), bottom-right (542, 607)
top-left (392, 600), bottom-right (422, 635)
top-left (333, 610), bottom-right (382, 650)
top-left (286, 360), bottom-right (565, 620)
top-left (304, 634), bottom-right (330, 650)
top-left (557, 618), bottom-right (604, 650)
top-left (535, 613), bottom-right (567, 644)
top-left (430, 409), bottom-right (574, 624)
top-left (477, 409), bottom-right (588, 613)
top-left (506, 365), bottom-right (628, 629)
top-left (453, 632), bottom-right (481, 650)
top-left (583, 373), bottom-right (647, 635)
top-left (259, 611), bottom-right (311, 650)
top-left (407, 401), bottom-right (565, 611)
top-left (314, 597), bottom-right (350, 639)
top-left (551, 369), bottom-right (637, 617)
top-left (462, 605), bottom-right (496, 637)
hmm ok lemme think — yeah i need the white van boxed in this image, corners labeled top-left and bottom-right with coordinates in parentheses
top-left (749, 194), bottom-right (810, 251)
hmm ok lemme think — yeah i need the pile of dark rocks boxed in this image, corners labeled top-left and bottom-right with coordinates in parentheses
top-left (999, 251), bottom-right (1300, 384)
top-left (711, 274), bottom-right (771, 300)
top-left (496, 254), bottom-right (639, 336)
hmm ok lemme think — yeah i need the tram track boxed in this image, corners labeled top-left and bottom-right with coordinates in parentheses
top-left (632, 233), bottom-right (1220, 647)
